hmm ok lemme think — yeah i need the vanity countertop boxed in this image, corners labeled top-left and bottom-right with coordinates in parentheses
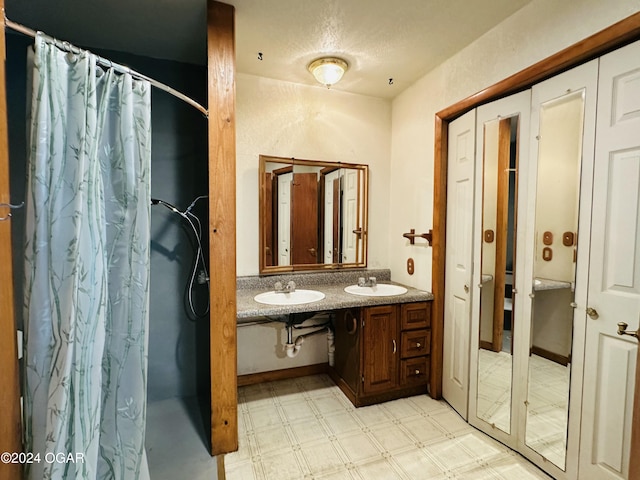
top-left (236, 270), bottom-right (433, 321)
top-left (533, 277), bottom-right (573, 291)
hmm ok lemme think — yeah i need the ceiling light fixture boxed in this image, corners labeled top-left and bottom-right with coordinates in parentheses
top-left (308, 57), bottom-right (348, 88)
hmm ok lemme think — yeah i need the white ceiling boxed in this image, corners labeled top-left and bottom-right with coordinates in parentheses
top-left (5, 0), bottom-right (531, 99)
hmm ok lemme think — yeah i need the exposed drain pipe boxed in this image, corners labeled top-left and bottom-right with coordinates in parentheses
top-left (327, 329), bottom-right (335, 367)
top-left (285, 325), bottom-right (329, 358)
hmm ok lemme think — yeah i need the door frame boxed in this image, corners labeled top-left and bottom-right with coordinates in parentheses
top-left (0, 0), bottom-right (25, 477)
top-left (431, 11), bottom-right (640, 477)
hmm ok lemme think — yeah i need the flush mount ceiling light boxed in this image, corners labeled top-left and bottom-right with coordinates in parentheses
top-left (308, 57), bottom-right (349, 88)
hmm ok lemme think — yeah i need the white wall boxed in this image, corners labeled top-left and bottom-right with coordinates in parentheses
top-left (236, 74), bottom-right (392, 276)
top-left (389, 0), bottom-right (640, 291)
top-left (236, 75), bottom-right (392, 374)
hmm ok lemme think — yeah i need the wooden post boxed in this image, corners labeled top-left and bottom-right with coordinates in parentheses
top-left (207, 0), bottom-right (238, 456)
top-left (0, 0), bottom-right (25, 477)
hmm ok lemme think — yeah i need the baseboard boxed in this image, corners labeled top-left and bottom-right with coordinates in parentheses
top-left (237, 363), bottom-right (330, 387)
top-left (531, 346), bottom-right (569, 366)
top-left (479, 340), bottom-right (493, 351)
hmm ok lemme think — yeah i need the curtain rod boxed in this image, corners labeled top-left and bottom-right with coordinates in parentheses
top-left (4, 17), bottom-right (209, 118)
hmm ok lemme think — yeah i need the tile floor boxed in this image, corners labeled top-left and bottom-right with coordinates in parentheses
top-left (475, 349), bottom-right (570, 469)
top-left (477, 349), bottom-right (512, 433)
top-left (225, 374), bottom-right (552, 480)
top-left (525, 354), bottom-right (570, 469)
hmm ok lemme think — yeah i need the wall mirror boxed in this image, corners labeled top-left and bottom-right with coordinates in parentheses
top-left (525, 89), bottom-right (585, 470)
top-left (259, 155), bottom-right (368, 274)
top-left (476, 115), bottom-right (519, 435)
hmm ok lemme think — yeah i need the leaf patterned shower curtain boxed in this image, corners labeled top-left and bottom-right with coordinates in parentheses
top-left (23, 34), bottom-right (151, 480)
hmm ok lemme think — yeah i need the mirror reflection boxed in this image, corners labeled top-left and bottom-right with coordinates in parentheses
top-left (476, 115), bottom-right (519, 434)
top-left (525, 90), bottom-right (585, 470)
top-left (259, 155), bottom-right (368, 274)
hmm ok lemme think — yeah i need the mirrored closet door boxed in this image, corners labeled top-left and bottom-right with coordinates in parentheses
top-left (519, 60), bottom-right (598, 479)
top-left (469, 90), bottom-right (530, 450)
top-left (465, 61), bottom-right (599, 480)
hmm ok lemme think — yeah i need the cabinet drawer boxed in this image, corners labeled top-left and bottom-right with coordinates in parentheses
top-left (400, 302), bottom-right (431, 330)
top-left (400, 357), bottom-right (430, 386)
top-left (401, 329), bottom-right (430, 358)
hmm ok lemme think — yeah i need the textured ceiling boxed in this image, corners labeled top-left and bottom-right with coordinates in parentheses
top-left (5, 0), bottom-right (531, 99)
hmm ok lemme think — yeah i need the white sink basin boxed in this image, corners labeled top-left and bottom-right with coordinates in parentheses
top-left (344, 284), bottom-right (408, 297)
top-left (253, 289), bottom-right (325, 306)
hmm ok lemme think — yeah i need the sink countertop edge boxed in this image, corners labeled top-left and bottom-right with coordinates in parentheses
top-left (237, 282), bottom-right (433, 321)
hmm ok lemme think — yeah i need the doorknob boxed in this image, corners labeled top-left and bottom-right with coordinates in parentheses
top-left (308, 248), bottom-right (316, 255)
top-left (617, 322), bottom-right (640, 340)
top-left (464, 284), bottom-right (469, 293)
top-left (586, 307), bottom-right (599, 320)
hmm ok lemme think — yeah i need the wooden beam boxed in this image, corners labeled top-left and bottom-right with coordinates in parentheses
top-left (207, 0), bottom-right (238, 456)
top-left (0, 0), bottom-right (24, 476)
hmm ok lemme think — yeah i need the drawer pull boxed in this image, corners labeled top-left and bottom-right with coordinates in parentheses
top-left (414, 369), bottom-right (421, 375)
top-left (416, 342), bottom-right (421, 348)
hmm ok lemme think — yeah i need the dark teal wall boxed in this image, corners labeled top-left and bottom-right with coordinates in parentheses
top-left (7, 33), bottom-right (209, 402)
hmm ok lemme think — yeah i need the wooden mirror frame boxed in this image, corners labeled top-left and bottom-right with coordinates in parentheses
top-left (258, 155), bottom-right (369, 274)
top-left (431, 11), bottom-right (640, 476)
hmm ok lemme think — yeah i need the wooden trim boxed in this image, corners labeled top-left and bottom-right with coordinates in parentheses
top-left (217, 455), bottom-right (227, 480)
top-left (430, 115), bottom-right (447, 399)
top-left (436, 12), bottom-right (640, 121)
top-left (479, 341), bottom-right (493, 351)
top-left (0, 0), bottom-right (24, 476)
top-left (531, 346), bottom-right (569, 367)
top-left (207, 0), bottom-right (238, 456)
top-left (491, 119), bottom-right (511, 352)
top-left (272, 165), bottom-right (293, 175)
top-left (432, 13), bottom-right (640, 405)
top-left (237, 363), bottom-right (330, 387)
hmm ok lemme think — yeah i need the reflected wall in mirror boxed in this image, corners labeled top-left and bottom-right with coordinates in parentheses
top-left (525, 90), bottom-right (585, 470)
top-left (259, 155), bottom-right (368, 274)
top-left (476, 115), bottom-right (519, 435)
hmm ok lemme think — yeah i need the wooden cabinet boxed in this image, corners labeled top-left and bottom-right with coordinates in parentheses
top-left (331, 301), bottom-right (432, 407)
top-left (361, 305), bottom-right (398, 394)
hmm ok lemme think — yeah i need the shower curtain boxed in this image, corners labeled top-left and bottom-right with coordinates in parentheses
top-left (23, 34), bottom-right (152, 480)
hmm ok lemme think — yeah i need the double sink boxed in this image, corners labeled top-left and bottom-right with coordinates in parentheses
top-left (253, 283), bottom-right (408, 306)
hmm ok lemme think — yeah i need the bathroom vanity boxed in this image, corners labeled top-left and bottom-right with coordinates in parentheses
top-left (236, 270), bottom-right (434, 406)
top-left (331, 301), bottom-right (431, 407)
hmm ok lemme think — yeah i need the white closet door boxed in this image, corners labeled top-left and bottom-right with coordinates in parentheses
top-left (579, 40), bottom-right (640, 480)
top-left (468, 90), bottom-right (531, 449)
top-left (523, 59), bottom-right (598, 480)
top-left (443, 109), bottom-right (476, 419)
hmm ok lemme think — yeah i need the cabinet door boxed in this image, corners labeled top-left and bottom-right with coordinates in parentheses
top-left (332, 308), bottom-right (361, 393)
top-left (362, 305), bottom-right (398, 394)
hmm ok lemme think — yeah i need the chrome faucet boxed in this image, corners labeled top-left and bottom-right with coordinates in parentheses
top-left (358, 276), bottom-right (377, 287)
top-left (274, 280), bottom-right (296, 293)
